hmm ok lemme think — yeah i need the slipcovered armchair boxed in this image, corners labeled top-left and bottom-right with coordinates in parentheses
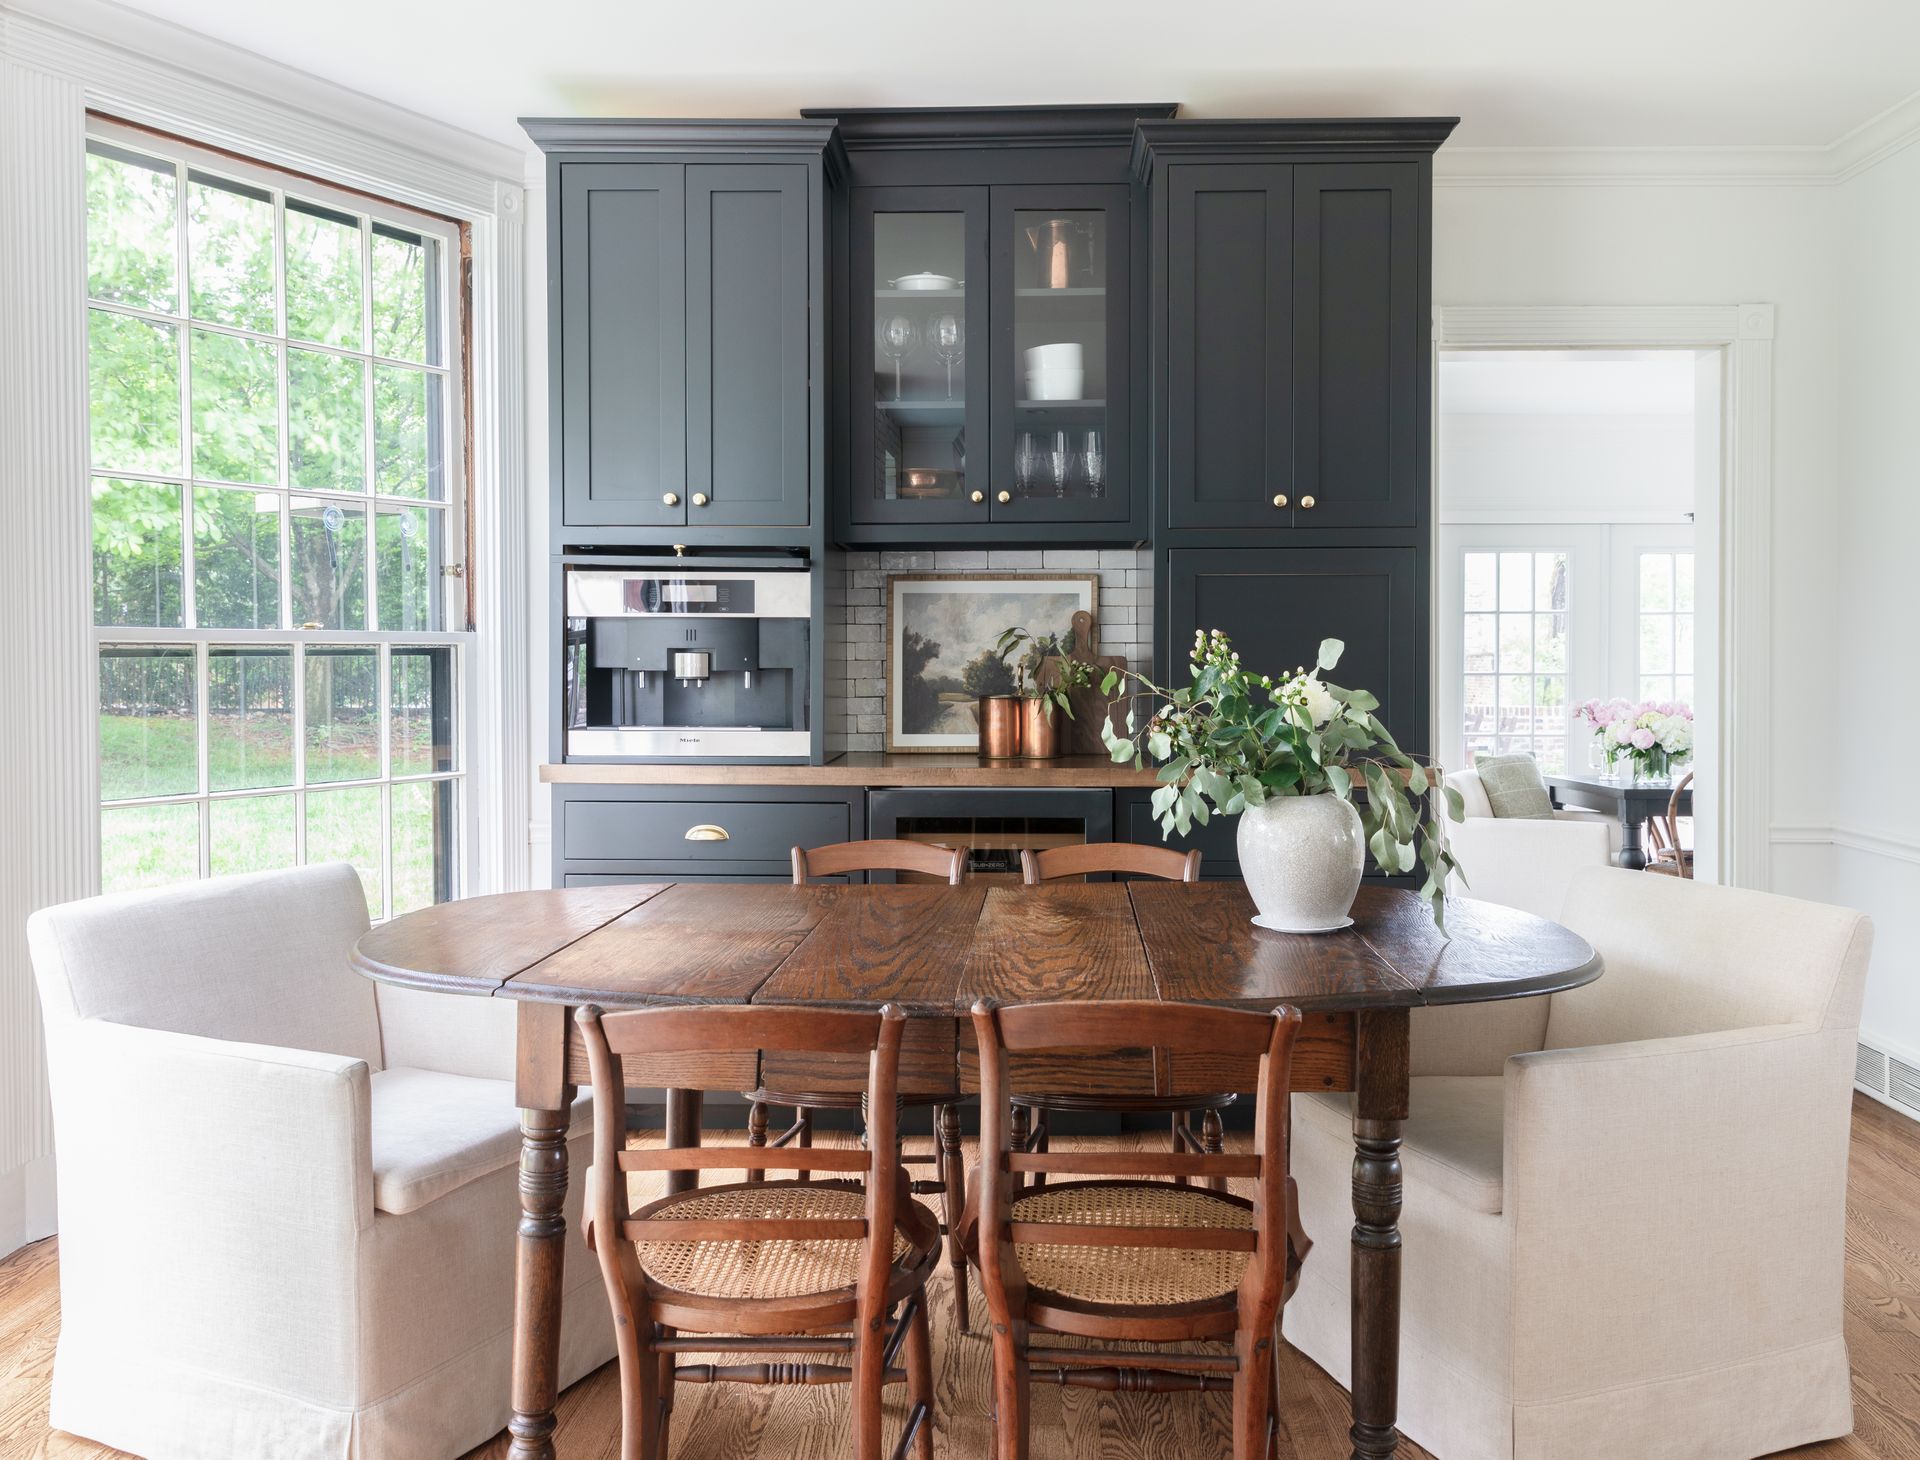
top-left (1286, 867), bottom-right (1872, 1460)
top-left (27, 863), bottom-right (616, 1459)
top-left (1443, 766), bottom-right (1617, 920)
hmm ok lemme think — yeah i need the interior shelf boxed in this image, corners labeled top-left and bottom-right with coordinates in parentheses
top-left (877, 399), bottom-right (967, 426)
top-left (1014, 398), bottom-right (1107, 411)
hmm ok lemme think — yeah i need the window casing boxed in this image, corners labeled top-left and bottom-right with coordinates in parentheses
top-left (85, 120), bottom-right (469, 917)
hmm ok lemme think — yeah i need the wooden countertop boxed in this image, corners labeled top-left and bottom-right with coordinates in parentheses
top-left (539, 752), bottom-right (1161, 789)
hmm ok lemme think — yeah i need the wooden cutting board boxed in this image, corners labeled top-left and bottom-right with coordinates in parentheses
top-left (1039, 610), bottom-right (1129, 755)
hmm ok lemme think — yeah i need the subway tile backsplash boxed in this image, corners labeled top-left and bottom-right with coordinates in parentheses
top-left (823, 547), bottom-right (1153, 756)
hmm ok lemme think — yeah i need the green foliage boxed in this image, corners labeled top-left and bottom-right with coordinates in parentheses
top-left (993, 625), bottom-right (1095, 721)
top-left (1101, 630), bottom-right (1467, 929)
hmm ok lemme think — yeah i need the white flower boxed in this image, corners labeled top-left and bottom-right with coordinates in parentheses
top-left (1298, 676), bottom-right (1337, 726)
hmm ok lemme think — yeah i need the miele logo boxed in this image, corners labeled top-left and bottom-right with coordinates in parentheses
top-left (677, 736), bottom-right (703, 744)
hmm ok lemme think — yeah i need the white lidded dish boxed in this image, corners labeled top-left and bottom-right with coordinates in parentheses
top-left (889, 273), bottom-right (961, 291)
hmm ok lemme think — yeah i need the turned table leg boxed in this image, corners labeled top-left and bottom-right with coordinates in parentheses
top-left (1614, 812), bottom-right (1650, 870)
top-left (1350, 1008), bottom-right (1410, 1460)
top-left (664, 1087), bottom-right (704, 1197)
top-left (510, 1002), bottom-right (574, 1460)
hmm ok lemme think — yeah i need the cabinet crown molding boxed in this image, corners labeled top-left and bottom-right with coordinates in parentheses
top-left (802, 103), bottom-right (1179, 150)
top-left (1130, 117), bottom-right (1460, 179)
top-left (521, 117), bottom-right (847, 170)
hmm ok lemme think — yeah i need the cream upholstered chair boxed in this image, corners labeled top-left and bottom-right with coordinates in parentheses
top-left (1443, 766), bottom-right (1617, 920)
top-left (1286, 867), bottom-right (1873, 1460)
top-left (26, 863), bottom-right (616, 1460)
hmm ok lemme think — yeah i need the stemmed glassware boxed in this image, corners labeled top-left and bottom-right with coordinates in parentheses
top-left (1081, 430), bottom-right (1106, 500)
top-left (925, 312), bottom-right (963, 399)
top-left (878, 314), bottom-right (918, 400)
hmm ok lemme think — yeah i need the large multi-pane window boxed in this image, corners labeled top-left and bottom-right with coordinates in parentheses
top-left (86, 124), bottom-right (467, 917)
top-left (1462, 550), bottom-right (1568, 771)
top-left (1637, 551), bottom-right (1695, 705)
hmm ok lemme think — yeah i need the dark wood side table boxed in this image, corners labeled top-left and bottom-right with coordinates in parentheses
top-left (352, 880), bottom-right (1600, 1460)
top-left (1544, 773), bottom-right (1694, 871)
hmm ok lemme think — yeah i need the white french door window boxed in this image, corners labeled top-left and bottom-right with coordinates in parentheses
top-left (1635, 550), bottom-right (1696, 704)
top-left (85, 121), bottom-right (470, 917)
top-left (1459, 549), bottom-right (1570, 770)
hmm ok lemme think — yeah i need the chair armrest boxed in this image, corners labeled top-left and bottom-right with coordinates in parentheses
top-left (52, 1019), bottom-right (375, 1234)
top-left (1501, 1025), bottom-right (1856, 1394)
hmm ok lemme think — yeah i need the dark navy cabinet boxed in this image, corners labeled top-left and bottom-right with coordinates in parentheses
top-left (552, 785), bottom-right (865, 883)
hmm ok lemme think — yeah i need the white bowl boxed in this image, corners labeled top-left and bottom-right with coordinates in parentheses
top-left (1025, 368), bottom-right (1085, 401)
top-left (1023, 342), bottom-right (1084, 370)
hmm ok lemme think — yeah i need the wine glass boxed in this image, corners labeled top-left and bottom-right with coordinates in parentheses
top-left (925, 312), bottom-right (964, 399)
top-left (1080, 429), bottom-right (1106, 500)
top-left (1013, 432), bottom-right (1042, 496)
top-left (1048, 429), bottom-right (1072, 499)
top-left (878, 314), bottom-right (918, 400)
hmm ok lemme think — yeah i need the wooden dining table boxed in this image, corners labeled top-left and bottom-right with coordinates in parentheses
top-left (352, 878), bottom-right (1600, 1460)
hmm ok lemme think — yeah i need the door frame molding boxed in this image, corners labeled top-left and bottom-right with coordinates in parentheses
top-left (1433, 303), bottom-right (1775, 891)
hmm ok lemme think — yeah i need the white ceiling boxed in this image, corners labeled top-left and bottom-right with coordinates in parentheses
top-left (88, 0), bottom-right (1920, 157)
top-left (1439, 350), bottom-right (1700, 417)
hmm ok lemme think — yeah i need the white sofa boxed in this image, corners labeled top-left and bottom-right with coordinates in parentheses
top-left (1286, 867), bottom-right (1872, 1460)
top-left (27, 863), bottom-right (616, 1460)
top-left (1443, 767), bottom-right (1618, 921)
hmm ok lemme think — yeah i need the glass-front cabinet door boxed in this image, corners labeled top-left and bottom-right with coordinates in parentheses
top-left (851, 187), bottom-right (989, 526)
top-left (849, 184), bottom-right (1130, 528)
top-left (988, 185), bottom-right (1130, 524)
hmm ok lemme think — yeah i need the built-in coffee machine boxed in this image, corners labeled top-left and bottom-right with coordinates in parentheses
top-left (563, 564), bottom-right (811, 759)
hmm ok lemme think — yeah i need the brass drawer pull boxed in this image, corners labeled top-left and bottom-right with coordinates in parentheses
top-left (684, 824), bottom-right (730, 842)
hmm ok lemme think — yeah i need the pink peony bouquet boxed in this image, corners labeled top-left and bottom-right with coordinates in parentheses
top-left (1575, 698), bottom-right (1693, 780)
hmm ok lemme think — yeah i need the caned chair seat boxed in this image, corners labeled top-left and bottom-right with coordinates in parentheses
top-left (633, 1181), bottom-right (937, 1303)
top-left (1012, 1180), bottom-right (1254, 1308)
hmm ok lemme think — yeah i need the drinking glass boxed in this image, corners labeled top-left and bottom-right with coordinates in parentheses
top-left (1013, 432), bottom-right (1042, 496)
top-left (1080, 429), bottom-right (1106, 500)
top-left (878, 314), bottom-right (918, 400)
top-left (1048, 430), bottom-right (1072, 499)
top-left (925, 312), bottom-right (963, 399)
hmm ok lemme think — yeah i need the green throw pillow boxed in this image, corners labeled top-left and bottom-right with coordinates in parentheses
top-left (1474, 753), bottom-right (1555, 820)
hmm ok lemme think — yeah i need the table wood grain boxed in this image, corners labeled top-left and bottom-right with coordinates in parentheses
top-left (350, 881), bottom-right (1600, 1460)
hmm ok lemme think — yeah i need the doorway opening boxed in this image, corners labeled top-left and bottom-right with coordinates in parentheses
top-left (1435, 346), bottom-right (1721, 879)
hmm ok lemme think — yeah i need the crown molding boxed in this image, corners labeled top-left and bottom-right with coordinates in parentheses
top-left (804, 103), bottom-right (1178, 150)
top-left (1437, 89), bottom-right (1920, 188)
top-left (0, 0), bottom-right (522, 214)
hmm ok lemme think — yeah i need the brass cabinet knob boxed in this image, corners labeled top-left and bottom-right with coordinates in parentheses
top-left (997, 490), bottom-right (1012, 504)
top-left (684, 824), bottom-right (730, 842)
top-left (691, 492), bottom-right (709, 507)
top-left (1300, 494), bottom-right (1317, 509)
top-left (662, 491), bottom-right (680, 507)
top-left (1272, 493), bottom-right (1289, 508)
top-left (970, 490), bottom-right (985, 504)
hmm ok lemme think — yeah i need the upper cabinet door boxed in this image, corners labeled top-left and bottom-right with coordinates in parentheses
top-left (988, 184), bottom-right (1131, 524)
top-left (1292, 163), bottom-right (1421, 529)
top-left (686, 165), bottom-right (811, 527)
top-left (850, 186), bottom-right (991, 527)
top-left (558, 163), bottom-right (687, 528)
top-left (1164, 165), bottom-right (1294, 530)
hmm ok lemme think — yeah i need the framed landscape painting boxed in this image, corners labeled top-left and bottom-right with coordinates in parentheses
top-left (884, 572), bottom-right (1098, 752)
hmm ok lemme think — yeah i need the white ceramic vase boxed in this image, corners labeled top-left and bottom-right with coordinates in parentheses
top-left (1235, 793), bottom-right (1366, 933)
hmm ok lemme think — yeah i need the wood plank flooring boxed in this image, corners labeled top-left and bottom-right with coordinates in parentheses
top-left (2, 1095), bottom-right (1915, 1460)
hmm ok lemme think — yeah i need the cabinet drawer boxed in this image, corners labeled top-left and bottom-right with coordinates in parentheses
top-left (562, 798), bottom-right (853, 865)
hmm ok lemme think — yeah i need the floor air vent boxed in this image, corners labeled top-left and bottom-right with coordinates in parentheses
top-left (1857, 1039), bottom-right (1920, 1122)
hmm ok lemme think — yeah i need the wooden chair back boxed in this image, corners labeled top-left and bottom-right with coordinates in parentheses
top-left (793, 839), bottom-right (966, 885)
top-left (1645, 772), bottom-right (1694, 876)
top-left (970, 998), bottom-right (1301, 1322)
top-left (576, 1003), bottom-right (910, 1327)
top-left (1021, 843), bottom-right (1202, 884)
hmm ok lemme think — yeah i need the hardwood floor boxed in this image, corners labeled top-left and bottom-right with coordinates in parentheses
top-left (2, 1095), bottom-right (1915, 1460)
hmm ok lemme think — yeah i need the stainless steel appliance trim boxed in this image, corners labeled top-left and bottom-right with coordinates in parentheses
top-left (567, 727), bottom-right (813, 759)
top-left (565, 567), bottom-right (812, 618)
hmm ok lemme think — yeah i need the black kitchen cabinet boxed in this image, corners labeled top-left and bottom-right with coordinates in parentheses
top-left (551, 784), bottom-right (865, 883)
top-left (1141, 122), bottom-right (1449, 534)
top-left (1164, 545), bottom-right (1427, 755)
top-left (528, 120), bottom-right (839, 544)
top-left (847, 183), bottom-right (1133, 532)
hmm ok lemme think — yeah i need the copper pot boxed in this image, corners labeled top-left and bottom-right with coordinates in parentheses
top-left (978, 696), bottom-right (1022, 759)
top-left (1018, 696), bottom-right (1061, 759)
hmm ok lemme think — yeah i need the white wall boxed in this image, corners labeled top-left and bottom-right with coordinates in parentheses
top-left (1834, 138), bottom-right (1920, 1065)
top-left (1440, 411), bottom-right (1695, 518)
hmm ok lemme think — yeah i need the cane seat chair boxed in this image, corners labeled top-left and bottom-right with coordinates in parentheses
top-left (578, 1002), bottom-right (938, 1460)
top-left (742, 839), bottom-right (974, 1326)
top-left (1017, 844), bottom-right (1234, 1192)
top-left (969, 998), bottom-right (1309, 1460)
top-left (1644, 772), bottom-right (1695, 878)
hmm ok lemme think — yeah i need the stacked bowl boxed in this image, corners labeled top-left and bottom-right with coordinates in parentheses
top-left (1024, 342), bottom-right (1083, 401)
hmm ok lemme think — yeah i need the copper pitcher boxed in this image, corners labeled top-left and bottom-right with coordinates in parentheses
top-left (1022, 218), bottom-right (1096, 290)
top-left (978, 696), bottom-right (1022, 758)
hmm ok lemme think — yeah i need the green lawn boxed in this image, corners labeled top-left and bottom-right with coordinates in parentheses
top-left (99, 713), bottom-right (443, 914)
